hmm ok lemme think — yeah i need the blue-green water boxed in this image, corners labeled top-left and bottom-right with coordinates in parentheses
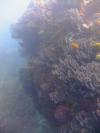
top-left (0, 23), bottom-right (52, 133)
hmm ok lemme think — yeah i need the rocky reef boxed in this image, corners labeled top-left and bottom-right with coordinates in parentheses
top-left (12, 0), bottom-right (100, 132)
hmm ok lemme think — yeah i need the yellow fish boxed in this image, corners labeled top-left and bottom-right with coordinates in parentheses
top-left (71, 41), bottom-right (79, 49)
top-left (96, 54), bottom-right (100, 59)
top-left (95, 19), bottom-right (100, 25)
top-left (93, 42), bottom-right (100, 48)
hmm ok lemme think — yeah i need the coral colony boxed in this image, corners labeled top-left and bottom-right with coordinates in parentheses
top-left (12, 0), bottom-right (100, 132)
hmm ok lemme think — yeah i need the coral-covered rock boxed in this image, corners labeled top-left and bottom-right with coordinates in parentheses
top-left (54, 105), bottom-right (73, 124)
top-left (12, 0), bottom-right (100, 132)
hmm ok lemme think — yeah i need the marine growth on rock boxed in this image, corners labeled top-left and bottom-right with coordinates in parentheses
top-left (12, 0), bottom-right (100, 132)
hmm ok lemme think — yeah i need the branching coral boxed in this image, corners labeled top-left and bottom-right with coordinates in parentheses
top-left (12, 0), bottom-right (100, 132)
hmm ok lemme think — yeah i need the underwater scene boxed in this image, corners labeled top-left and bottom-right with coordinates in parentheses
top-left (0, 0), bottom-right (100, 133)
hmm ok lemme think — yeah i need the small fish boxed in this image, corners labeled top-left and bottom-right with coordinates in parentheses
top-left (95, 19), bottom-right (100, 25)
top-left (71, 41), bottom-right (79, 49)
top-left (82, 22), bottom-right (93, 29)
top-left (93, 42), bottom-right (100, 47)
top-left (96, 54), bottom-right (100, 59)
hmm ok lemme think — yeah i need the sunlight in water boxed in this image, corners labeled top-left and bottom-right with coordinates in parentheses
top-left (33, 0), bottom-right (50, 7)
top-left (0, 0), bottom-right (30, 25)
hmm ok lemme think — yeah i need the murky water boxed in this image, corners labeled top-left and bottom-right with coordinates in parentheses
top-left (0, 24), bottom-right (33, 133)
top-left (0, 24), bottom-right (48, 133)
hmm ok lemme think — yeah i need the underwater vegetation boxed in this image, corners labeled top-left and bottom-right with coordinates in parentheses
top-left (12, 0), bottom-right (100, 132)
